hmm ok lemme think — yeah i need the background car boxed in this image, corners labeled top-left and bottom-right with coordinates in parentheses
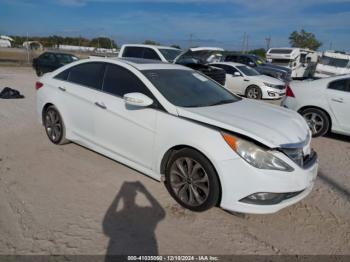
top-left (36, 57), bottom-right (318, 214)
top-left (118, 44), bottom-right (182, 63)
top-left (282, 75), bottom-right (350, 137)
top-left (119, 45), bottom-right (226, 85)
top-left (211, 62), bottom-right (286, 100)
top-left (32, 51), bottom-right (79, 76)
top-left (223, 53), bottom-right (292, 82)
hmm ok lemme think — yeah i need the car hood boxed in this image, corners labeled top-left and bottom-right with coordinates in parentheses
top-left (177, 99), bottom-right (309, 148)
top-left (249, 74), bottom-right (285, 85)
top-left (260, 63), bottom-right (291, 74)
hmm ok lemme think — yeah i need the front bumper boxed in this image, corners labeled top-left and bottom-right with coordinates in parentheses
top-left (217, 151), bottom-right (318, 214)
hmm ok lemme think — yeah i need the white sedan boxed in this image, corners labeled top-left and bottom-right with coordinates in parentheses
top-left (36, 57), bottom-right (318, 214)
top-left (282, 75), bottom-right (350, 137)
top-left (211, 62), bottom-right (286, 99)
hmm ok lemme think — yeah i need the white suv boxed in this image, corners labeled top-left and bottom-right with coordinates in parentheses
top-left (118, 44), bottom-right (182, 63)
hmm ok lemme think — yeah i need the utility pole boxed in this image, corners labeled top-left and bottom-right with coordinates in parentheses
top-left (26, 32), bottom-right (30, 64)
top-left (265, 36), bottom-right (271, 50)
top-left (189, 33), bottom-right (193, 48)
top-left (246, 34), bottom-right (249, 52)
top-left (242, 32), bottom-right (247, 53)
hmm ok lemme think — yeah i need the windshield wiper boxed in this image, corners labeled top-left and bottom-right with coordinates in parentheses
top-left (209, 99), bottom-right (235, 106)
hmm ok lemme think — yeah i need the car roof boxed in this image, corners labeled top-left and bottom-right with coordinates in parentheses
top-left (42, 51), bottom-right (77, 56)
top-left (211, 61), bottom-right (246, 67)
top-left (121, 44), bottom-right (180, 50)
top-left (87, 57), bottom-right (191, 71)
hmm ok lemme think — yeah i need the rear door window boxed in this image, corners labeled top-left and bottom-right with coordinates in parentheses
top-left (67, 62), bottom-right (105, 90)
top-left (328, 79), bottom-right (350, 92)
top-left (122, 47), bottom-right (144, 58)
top-left (102, 64), bottom-right (154, 98)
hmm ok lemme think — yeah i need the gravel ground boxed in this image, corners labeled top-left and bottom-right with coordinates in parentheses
top-left (0, 66), bottom-right (349, 255)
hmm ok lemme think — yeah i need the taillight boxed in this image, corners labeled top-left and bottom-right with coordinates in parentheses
top-left (35, 81), bottom-right (43, 90)
top-left (286, 85), bottom-right (295, 97)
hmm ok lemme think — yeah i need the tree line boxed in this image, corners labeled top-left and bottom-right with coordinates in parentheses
top-left (10, 35), bottom-right (118, 49)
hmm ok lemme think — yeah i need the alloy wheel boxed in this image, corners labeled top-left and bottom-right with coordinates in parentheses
top-left (169, 157), bottom-right (210, 207)
top-left (247, 87), bottom-right (259, 99)
top-left (45, 109), bottom-right (62, 143)
top-left (303, 112), bottom-right (324, 135)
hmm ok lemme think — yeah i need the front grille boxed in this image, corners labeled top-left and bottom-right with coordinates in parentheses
top-left (199, 68), bottom-right (226, 85)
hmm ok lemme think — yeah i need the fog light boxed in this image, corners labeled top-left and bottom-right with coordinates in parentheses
top-left (240, 191), bottom-right (303, 205)
top-left (268, 92), bottom-right (276, 97)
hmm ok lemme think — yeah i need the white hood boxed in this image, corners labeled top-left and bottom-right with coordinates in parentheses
top-left (250, 74), bottom-right (285, 85)
top-left (177, 99), bottom-right (309, 148)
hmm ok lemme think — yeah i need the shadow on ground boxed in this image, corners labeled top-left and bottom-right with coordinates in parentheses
top-left (318, 171), bottom-right (350, 202)
top-left (103, 181), bottom-right (165, 260)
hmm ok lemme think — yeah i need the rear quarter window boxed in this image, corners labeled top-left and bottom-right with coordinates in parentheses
top-left (328, 79), bottom-right (350, 92)
top-left (67, 62), bottom-right (105, 90)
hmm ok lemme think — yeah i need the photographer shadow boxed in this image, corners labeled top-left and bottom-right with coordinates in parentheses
top-left (103, 181), bottom-right (165, 259)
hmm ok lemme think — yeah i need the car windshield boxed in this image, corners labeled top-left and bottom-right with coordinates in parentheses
top-left (142, 69), bottom-right (240, 108)
top-left (56, 54), bottom-right (78, 63)
top-left (237, 66), bottom-right (260, 76)
top-left (159, 48), bottom-right (182, 62)
top-left (320, 56), bottom-right (349, 68)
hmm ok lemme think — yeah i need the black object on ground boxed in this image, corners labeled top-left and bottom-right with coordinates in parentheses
top-left (0, 87), bottom-right (25, 99)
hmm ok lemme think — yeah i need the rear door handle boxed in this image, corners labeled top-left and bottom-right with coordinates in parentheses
top-left (58, 86), bottom-right (66, 92)
top-left (331, 98), bottom-right (344, 103)
top-left (95, 102), bottom-right (107, 109)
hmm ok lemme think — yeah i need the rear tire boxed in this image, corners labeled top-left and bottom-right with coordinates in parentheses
top-left (300, 108), bottom-right (330, 137)
top-left (43, 106), bottom-right (69, 145)
top-left (165, 148), bottom-right (220, 212)
top-left (246, 85), bottom-right (262, 100)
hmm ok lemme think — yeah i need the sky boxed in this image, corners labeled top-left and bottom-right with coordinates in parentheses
top-left (1, 0), bottom-right (350, 51)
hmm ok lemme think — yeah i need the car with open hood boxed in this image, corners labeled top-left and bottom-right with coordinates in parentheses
top-left (36, 57), bottom-right (318, 214)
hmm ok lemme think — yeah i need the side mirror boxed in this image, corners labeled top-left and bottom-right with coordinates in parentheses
top-left (123, 92), bottom-right (153, 107)
top-left (233, 72), bottom-right (241, 77)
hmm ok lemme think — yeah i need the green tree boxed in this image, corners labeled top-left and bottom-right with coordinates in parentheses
top-left (248, 48), bottom-right (266, 59)
top-left (143, 40), bottom-right (160, 46)
top-left (289, 29), bottom-right (322, 50)
top-left (90, 37), bottom-right (117, 49)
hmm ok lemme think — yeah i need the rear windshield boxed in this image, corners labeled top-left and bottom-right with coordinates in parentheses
top-left (320, 56), bottom-right (349, 68)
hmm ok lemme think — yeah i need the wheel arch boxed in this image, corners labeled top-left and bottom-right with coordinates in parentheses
top-left (42, 102), bottom-right (54, 124)
top-left (298, 105), bottom-right (332, 130)
top-left (159, 144), bottom-right (222, 205)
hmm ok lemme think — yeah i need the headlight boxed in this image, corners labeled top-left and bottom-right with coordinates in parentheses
top-left (263, 82), bottom-right (274, 87)
top-left (222, 132), bottom-right (294, 172)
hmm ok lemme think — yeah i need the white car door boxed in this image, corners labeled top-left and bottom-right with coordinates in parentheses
top-left (94, 63), bottom-right (158, 169)
top-left (213, 64), bottom-right (247, 95)
top-left (326, 78), bottom-right (350, 132)
top-left (53, 62), bottom-right (105, 143)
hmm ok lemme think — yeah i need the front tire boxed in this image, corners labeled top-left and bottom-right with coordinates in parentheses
top-left (44, 106), bottom-right (69, 145)
top-left (165, 148), bottom-right (220, 212)
top-left (246, 85), bottom-right (262, 100)
top-left (301, 108), bottom-right (330, 137)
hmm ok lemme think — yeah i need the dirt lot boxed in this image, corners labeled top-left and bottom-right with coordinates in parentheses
top-left (0, 66), bottom-right (349, 256)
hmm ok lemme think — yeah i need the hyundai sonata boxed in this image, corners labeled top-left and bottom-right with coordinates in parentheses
top-left (36, 57), bottom-right (318, 214)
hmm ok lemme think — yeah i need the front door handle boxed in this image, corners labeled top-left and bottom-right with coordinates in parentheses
top-left (58, 86), bottom-right (66, 92)
top-left (95, 102), bottom-right (107, 109)
top-left (244, 79), bottom-right (249, 82)
top-left (331, 98), bottom-right (344, 103)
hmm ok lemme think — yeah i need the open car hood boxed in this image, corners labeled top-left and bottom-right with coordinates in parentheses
top-left (174, 47), bottom-right (224, 64)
